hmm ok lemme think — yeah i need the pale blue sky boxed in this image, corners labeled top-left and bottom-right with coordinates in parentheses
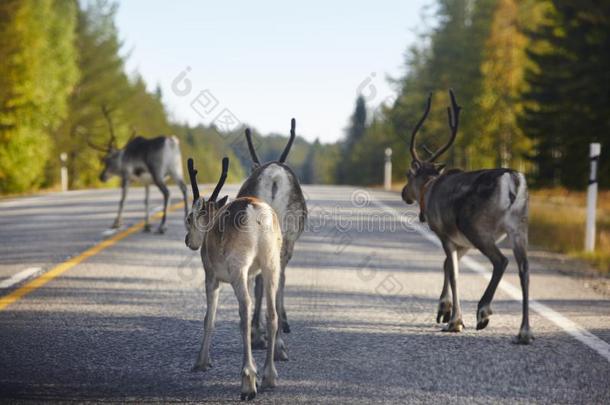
top-left (115, 0), bottom-right (434, 143)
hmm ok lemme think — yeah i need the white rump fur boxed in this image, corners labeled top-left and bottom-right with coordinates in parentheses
top-left (256, 164), bottom-right (294, 237)
top-left (166, 136), bottom-right (184, 179)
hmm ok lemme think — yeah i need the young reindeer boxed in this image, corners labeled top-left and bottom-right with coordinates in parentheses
top-left (90, 105), bottom-right (188, 233)
top-left (239, 119), bottom-right (307, 352)
top-left (185, 157), bottom-right (285, 400)
top-left (401, 90), bottom-right (533, 344)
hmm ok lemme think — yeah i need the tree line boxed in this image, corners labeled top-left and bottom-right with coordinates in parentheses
top-left (0, 0), bottom-right (245, 194)
top-left (329, 0), bottom-right (609, 189)
top-left (1, 0), bottom-right (608, 193)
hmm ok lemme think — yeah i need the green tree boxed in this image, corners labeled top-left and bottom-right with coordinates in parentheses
top-left (173, 124), bottom-right (245, 183)
top-left (475, 0), bottom-right (537, 170)
top-left (520, 0), bottom-right (610, 188)
top-left (0, 0), bottom-right (78, 192)
top-left (336, 95), bottom-right (367, 184)
top-left (57, 0), bottom-right (135, 188)
top-left (387, 0), bottom-right (496, 178)
top-left (302, 138), bottom-right (339, 184)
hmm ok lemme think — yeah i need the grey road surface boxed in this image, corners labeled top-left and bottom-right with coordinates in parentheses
top-left (0, 185), bottom-right (609, 404)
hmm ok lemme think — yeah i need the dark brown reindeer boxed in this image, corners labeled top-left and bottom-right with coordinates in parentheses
top-left (89, 105), bottom-right (188, 233)
top-left (401, 90), bottom-right (533, 344)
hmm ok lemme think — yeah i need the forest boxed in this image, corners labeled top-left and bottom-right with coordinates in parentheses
top-left (0, 0), bottom-right (608, 194)
top-left (334, 0), bottom-right (609, 190)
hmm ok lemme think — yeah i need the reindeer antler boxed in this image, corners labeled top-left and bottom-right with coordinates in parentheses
top-left (421, 144), bottom-right (434, 157)
top-left (428, 89), bottom-right (461, 162)
top-left (187, 158), bottom-right (200, 201)
top-left (409, 94), bottom-right (432, 164)
top-left (209, 157), bottom-right (229, 202)
top-left (87, 138), bottom-right (109, 152)
top-left (279, 118), bottom-right (296, 163)
top-left (101, 104), bottom-right (117, 150)
top-left (244, 128), bottom-right (261, 165)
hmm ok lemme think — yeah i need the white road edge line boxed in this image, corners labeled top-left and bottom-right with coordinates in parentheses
top-left (371, 197), bottom-right (610, 363)
top-left (0, 267), bottom-right (42, 289)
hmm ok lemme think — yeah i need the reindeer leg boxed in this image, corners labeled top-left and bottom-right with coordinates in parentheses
top-left (251, 274), bottom-right (267, 349)
top-left (233, 274), bottom-right (257, 401)
top-left (475, 244), bottom-right (508, 331)
top-left (193, 276), bottom-right (220, 371)
top-left (151, 171), bottom-right (169, 234)
top-left (112, 177), bottom-right (129, 229)
top-left (441, 242), bottom-right (464, 332)
top-left (274, 282), bottom-right (289, 362)
top-left (437, 248), bottom-right (468, 323)
top-left (459, 227), bottom-right (508, 331)
top-left (437, 258), bottom-right (452, 324)
top-left (261, 263), bottom-right (280, 389)
top-left (143, 184), bottom-right (151, 232)
top-left (511, 231), bottom-right (533, 344)
top-left (278, 270), bottom-right (289, 333)
top-left (279, 239), bottom-right (294, 333)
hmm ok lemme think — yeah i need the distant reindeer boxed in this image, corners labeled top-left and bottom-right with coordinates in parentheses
top-left (185, 157), bottom-right (284, 400)
top-left (401, 90), bottom-right (533, 344)
top-left (88, 105), bottom-right (188, 233)
top-left (240, 119), bottom-right (307, 354)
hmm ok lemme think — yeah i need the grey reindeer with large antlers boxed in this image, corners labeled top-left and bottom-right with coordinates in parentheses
top-left (89, 105), bottom-right (188, 233)
top-left (238, 119), bottom-right (307, 354)
top-left (401, 90), bottom-right (533, 344)
top-left (185, 157), bottom-right (285, 400)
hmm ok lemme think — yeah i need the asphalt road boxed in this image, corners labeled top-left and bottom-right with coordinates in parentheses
top-left (0, 185), bottom-right (609, 404)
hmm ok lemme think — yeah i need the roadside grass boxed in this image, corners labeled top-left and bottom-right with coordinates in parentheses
top-left (529, 189), bottom-right (610, 274)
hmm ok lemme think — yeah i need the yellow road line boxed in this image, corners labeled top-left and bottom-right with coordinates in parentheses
top-left (0, 202), bottom-right (185, 311)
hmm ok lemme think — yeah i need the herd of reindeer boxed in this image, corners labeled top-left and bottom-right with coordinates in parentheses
top-left (90, 90), bottom-right (532, 400)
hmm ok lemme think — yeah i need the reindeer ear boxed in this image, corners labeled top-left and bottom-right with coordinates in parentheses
top-left (411, 160), bottom-right (421, 170)
top-left (435, 163), bottom-right (446, 174)
top-left (216, 195), bottom-right (229, 208)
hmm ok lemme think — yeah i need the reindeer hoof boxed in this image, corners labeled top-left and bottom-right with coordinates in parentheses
top-left (240, 392), bottom-right (256, 401)
top-left (241, 367), bottom-right (257, 401)
top-left (442, 318), bottom-right (464, 333)
top-left (275, 339), bottom-right (289, 361)
top-left (436, 301), bottom-right (452, 323)
top-left (111, 220), bottom-right (122, 229)
top-left (251, 335), bottom-right (267, 350)
top-left (476, 305), bottom-right (493, 330)
top-left (282, 321), bottom-right (291, 334)
top-left (261, 368), bottom-right (278, 389)
top-left (275, 349), bottom-right (289, 362)
top-left (143, 224), bottom-right (152, 233)
top-left (155, 225), bottom-right (167, 234)
top-left (514, 328), bottom-right (534, 345)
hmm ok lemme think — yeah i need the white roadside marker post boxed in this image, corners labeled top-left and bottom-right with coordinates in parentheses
top-left (585, 143), bottom-right (601, 252)
top-left (384, 147), bottom-right (392, 191)
top-left (60, 152), bottom-right (68, 192)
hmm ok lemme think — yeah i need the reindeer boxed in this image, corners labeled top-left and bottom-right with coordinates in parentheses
top-left (239, 119), bottom-right (307, 353)
top-left (401, 90), bottom-right (533, 344)
top-left (89, 105), bottom-right (188, 233)
top-left (185, 157), bottom-right (285, 400)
